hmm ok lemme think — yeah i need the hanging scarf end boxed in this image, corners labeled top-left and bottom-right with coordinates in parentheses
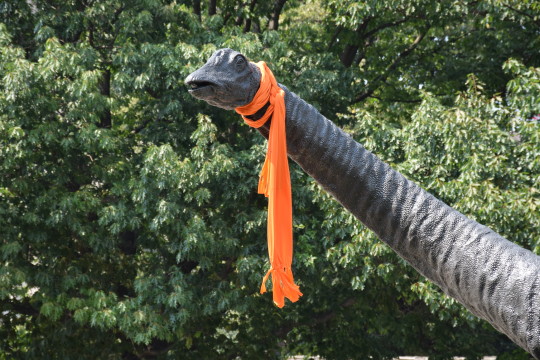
top-left (261, 267), bottom-right (303, 308)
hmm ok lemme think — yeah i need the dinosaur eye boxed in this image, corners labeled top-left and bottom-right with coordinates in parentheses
top-left (235, 55), bottom-right (247, 71)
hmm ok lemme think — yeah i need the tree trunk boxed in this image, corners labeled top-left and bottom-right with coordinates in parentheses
top-left (268, 0), bottom-right (287, 30)
top-left (208, 0), bottom-right (216, 16)
top-left (235, 15), bottom-right (243, 26)
top-left (193, 0), bottom-right (201, 20)
top-left (339, 19), bottom-right (371, 68)
top-left (340, 44), bottom-right (359, 68)
top-left (99, 68), bottom-right (112, 128)
top-left (243, 0), bottom-right (257, 33)
top-left (244, 18), bottom-right (252, 32)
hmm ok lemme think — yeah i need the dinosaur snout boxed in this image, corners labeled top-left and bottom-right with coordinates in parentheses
top-left (185, 68), bottom-right (217, 98)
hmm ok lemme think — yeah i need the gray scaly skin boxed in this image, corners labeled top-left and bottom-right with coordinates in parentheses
top-left (185, 48), bottom-right (540, 357)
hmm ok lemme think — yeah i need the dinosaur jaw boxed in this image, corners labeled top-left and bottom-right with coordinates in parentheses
top-left (185, 77), bottom-right (236, 110)
top-left (186, 79), bottom-right (216, 99)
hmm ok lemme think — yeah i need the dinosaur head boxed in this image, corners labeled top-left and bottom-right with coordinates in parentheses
top-left (184, 48), bottom-right (261, 110)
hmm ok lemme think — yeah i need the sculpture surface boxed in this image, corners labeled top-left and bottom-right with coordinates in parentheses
top-left (185, 48), bottom-right (540, 358)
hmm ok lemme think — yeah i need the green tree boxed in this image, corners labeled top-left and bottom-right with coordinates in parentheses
top-left (1, 0), bottom-right (539, 359)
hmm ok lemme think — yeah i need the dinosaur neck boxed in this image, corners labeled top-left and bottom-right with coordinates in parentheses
top-left (256, 86), bottom-right (540, 358)
top-left (244, 101), bottom-right (271, 121)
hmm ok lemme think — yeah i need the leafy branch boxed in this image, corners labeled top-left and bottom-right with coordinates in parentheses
top-left (354, 25), bottom-right (431, 103)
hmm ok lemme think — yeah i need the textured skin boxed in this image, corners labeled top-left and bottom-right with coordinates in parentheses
top-left (186, 49), bottom-right (540, 357)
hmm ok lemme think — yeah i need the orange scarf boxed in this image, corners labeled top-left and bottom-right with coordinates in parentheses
top-left (235, 61), bottom-right (302, 308)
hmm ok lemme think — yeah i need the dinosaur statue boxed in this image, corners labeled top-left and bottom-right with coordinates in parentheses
top-left (185, 48), bottom-right (540, 358)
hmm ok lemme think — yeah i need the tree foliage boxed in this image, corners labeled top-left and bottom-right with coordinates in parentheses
top-left (0, 0), bottom-right (539, 359)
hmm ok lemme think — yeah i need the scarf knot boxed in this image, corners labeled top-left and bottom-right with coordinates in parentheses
top-left (235, 61), bottom-right (302, 308)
